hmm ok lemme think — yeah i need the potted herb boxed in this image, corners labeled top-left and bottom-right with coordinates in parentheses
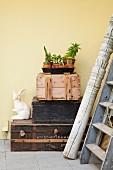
top-left (64, 42), bottom-right (81, 66)
top-left (62, 55), bottom-right (67, 65)
top-left (59, 57), bottom-right (65, 68)
top-left (52, 54), bottom-right (62, 68)
top-left (65, 58), bottom-right (74, 68)
top-left (43, 46), bottom-right (52, 68)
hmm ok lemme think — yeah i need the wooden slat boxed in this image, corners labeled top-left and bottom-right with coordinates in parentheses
top-left (106, 81), bottom-right (113, 85)
top-left (47, 76), bottom-right (52, 100)
top-left (11, 139), bottom-right (67, 143)
top-left (45, 77), bottom-right (48, 100)
top-left (11, 119), bottom-right (73, 126)
top-left (66, 76), bottom-right (72, 100)
top-left (86, 144), bottom-right (106, 161)
top-left (99, 102), bottom-right (113, 109)
top-left (64, 75), bottom-right (67, 100)
top-left (93, 123), bottom-right (113, 136)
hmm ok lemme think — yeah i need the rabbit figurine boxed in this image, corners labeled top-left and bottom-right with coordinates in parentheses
top-left (11, 89), bottom-right (31, 120)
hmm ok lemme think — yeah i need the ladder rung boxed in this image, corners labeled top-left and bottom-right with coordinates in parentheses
top-left (106, 81), bottom-right (113, 85)
top-left (99, 102), bottom-right (113, 109)
top-left (86, 144), bottom-right (106, 161)
top-left (93, 123), bottom-right (113, 136)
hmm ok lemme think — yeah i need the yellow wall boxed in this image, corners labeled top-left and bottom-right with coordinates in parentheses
top-left (0, 0), bottom-right (113, 138)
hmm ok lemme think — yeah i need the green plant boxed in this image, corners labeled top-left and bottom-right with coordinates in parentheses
top-left (65, 42), bottom-right (81, 59)
top-left (52, 54), bottom-right (62, 64)
top-left (44, 46), bottom-right (52, 64)
top-left (59, 61), bottom-right (64, 66)
top-left (62, 55), bottom-right (67, 60)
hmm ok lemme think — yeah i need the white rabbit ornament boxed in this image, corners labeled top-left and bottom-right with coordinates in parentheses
top-left (11, 89), bottom-right (31, 120)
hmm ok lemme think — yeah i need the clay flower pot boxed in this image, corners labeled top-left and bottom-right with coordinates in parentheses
top-left (65, 57), bottom-right (74, 68)
top-left (53, 63), bottom-right (59, 68)
top-left (65, 64), bottom-right (74, 68)
top-left (59, 65), bottom-right (65, 68)
top-left (43, 62), bottom-right (51, 68)
top-left (63, 59), bottom-right (67, 65)
top-left (72, 59), bottom-right (75, 64)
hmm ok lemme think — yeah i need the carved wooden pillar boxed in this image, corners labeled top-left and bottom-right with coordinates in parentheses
top-left (63, 15), bottom-right (113, 159)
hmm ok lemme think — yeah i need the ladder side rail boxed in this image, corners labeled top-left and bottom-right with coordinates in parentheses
top-left (81, 86), bottom-right (112, 164)
top-left (80, 105), bottom-right (107, 164)
top-left (80, 59), bottom-right (113, 164)
top-left (101, 136), bottom-right (113, 170)
top-left (96, 90), bottom-right (113, 146)
top-left (98, 59), bottom-right (113, 104)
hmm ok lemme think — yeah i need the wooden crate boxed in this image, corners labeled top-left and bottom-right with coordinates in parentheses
top-left (11, 119), bottom-right (73, 151)
top-left (36, 73), bottom-right (80, 100)
top-left (32, 97), bottom-right (81, 123)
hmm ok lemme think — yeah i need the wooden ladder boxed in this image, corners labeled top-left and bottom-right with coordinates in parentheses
top-left (80, 58), bottom-right (113, 170)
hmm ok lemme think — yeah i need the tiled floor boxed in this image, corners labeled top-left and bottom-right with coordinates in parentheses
top-left (0, 140), bottom-right (101, 170)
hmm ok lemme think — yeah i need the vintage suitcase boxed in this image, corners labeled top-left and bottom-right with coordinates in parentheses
top-left (36, 73), bottom-right (80, 100)
top-left (11, 119), bottom-right (90, 151)
top-left (11, 119), bottom-right (73, 151)
top-left (32, 97), bottom-right (81, 123)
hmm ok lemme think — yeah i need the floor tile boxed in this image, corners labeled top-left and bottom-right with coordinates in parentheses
top-left (70, 164), bottom-right (101, 170)
top-left (0, 140), bottom-right (100, 170)
top-left (0, 160), bottom-right (6, 170)
top-left (6, 152), bottom-right (36, 160)
top-left (4, 140), bottom-right (10, 152)
top-left (0, 152), bottom-right (5, 160)
top-left (7, 167), bottom-right (40, 170)
top-left (0, 140), bottom-right (5, 152)
top-left (6, 158), bottom-right (38, 169)
top-left (40, 166), bottom-right (72, 170)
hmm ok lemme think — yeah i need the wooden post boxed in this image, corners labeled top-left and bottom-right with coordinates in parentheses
top-left (63, 14), bottom-right (113, 159)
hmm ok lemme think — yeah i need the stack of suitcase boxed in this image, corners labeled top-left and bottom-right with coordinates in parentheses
top-left (11, 73), bottom-right (81, 151)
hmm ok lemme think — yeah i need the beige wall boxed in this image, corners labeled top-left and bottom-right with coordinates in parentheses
top-left (0, 0), bottom-right (113, 138)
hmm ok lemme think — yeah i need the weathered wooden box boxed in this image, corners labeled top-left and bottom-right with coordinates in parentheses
top-left (32, 97), bottom-right (81, 123)
top-left (36, 73), bottom-right (80, 100)
top-left (11, 119), bottom-right (73, 151)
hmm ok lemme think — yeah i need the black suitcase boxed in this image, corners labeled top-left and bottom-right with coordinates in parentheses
top-left (32, 97), bottom-right (81, 124)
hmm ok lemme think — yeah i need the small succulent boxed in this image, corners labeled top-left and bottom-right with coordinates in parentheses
top-left (65, 42), bottom-right (81, 59)
top-left (44, 46), bottom-right (52, 64)
top-left (52, 54), bottom-right (62, 64)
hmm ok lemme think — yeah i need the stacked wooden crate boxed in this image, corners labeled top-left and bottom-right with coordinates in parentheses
top-left (11, 72), bottom-right (81, 151)
top-left (36, 73), bottom-right (80, 100)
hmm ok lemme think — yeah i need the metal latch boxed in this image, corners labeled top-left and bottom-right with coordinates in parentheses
top-left (54, 129), bottom-right (59, 135)
top-left (19, 130), bottom-right (26, 137)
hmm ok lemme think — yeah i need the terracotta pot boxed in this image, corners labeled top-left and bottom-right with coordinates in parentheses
top-left (63, 58), bottom-right (75, 64)
top-left (63, 59), bottom-right (67, 65)
top-left (50, 62), bottom-right (53, 67)
top-left (67, 57), bottom-right (73, 64)
top-left (53, 63), bottom-right (59, 68)
top-left (43, 62), bottom-right (51, 68)
top-left (59, 65), bottom-right (65, 68)
top-left (65, 64), bottom-right (74, 68)
top-left (72, 59), bottom-right (75, 64)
